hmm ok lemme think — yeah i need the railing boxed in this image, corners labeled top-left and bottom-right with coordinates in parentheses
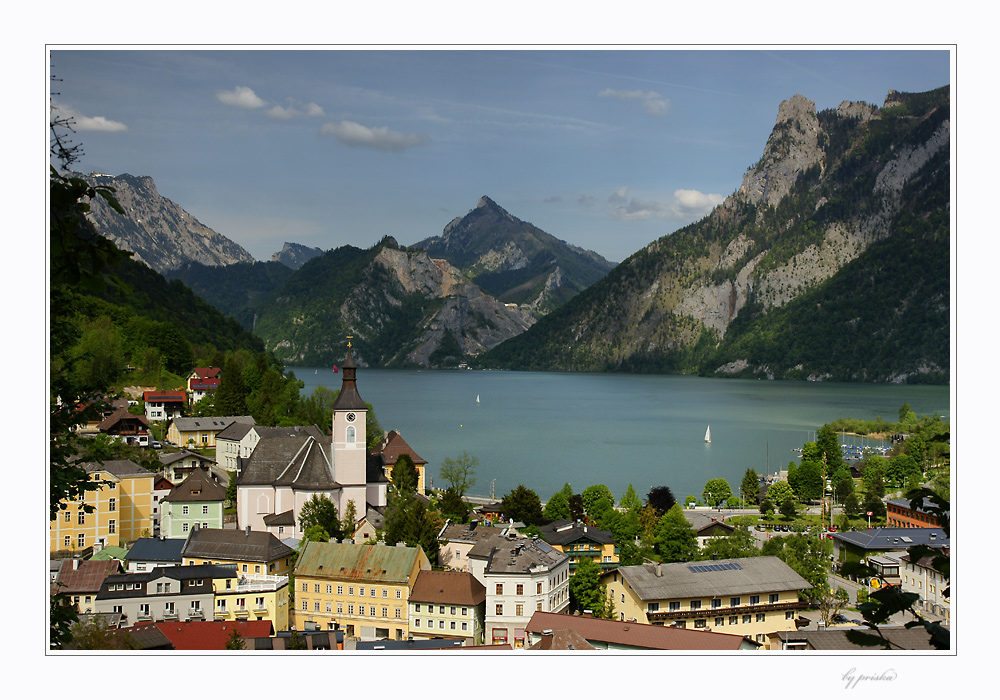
top-left (646, 599), bottom-right (807, 622)
top-left (235, 574), bottom-right (288, 593)
top-left (254, 604), bottom-right (269, 613)
top-left (163, 610), bottom-right (179, 620)
top-left (234, 608), bottom-right (250, 618)
top-left (214, 609), bottom-right (229, 619)
top-left (188, 608), bottom-right (204, 619)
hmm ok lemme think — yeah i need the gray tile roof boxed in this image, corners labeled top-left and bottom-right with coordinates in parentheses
top-left (125, 537), bottom-right (186, 563)
top-left (85, 459), bottom-right (152, 479)
top-left (538, 519), bottom-right (615, 546)
top-left (831, 527), bottom-right (949, 551)
top-left (169, 416), bottom-right (255, 432)
top-left (162, 467), bottom-right (227, 503)
top-left (614, 556), bottom-right (811, 601)
top-left (237, 435), bottom-right (337, 489)
top-left (775, 625), bottom-right (945, 650)
top-left (181, 527), bottom-right (295, 563)
top-left (468, 533), bottom-right (569, 575)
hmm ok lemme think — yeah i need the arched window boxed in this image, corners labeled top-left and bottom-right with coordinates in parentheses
top-left (346, 426), bottom-right (356, 443)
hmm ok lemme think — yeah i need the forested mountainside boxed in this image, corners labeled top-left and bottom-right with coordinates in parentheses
top-left (167, 260), bottom-right (295, 329)
top-left (482, 87), bottom-right (950, 383)
top-left (249, 237), bottom-right (535, 368)
top-left (414, 196), bottom-right (615, 315)
top-left (81, 173), bottom-right (255, 272)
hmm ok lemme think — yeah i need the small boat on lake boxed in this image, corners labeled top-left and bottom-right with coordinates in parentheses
top-left (705, 426), bottom-right (711, 443)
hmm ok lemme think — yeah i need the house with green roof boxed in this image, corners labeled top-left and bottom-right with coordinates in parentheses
top-left (293, 540), bottom-right (431, 641)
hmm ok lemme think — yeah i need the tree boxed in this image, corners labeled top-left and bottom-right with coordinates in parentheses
top-left (765, 480), bottom-right (794, 506)
top-left (816, 424), bottom-right (844, 474)
top-left (225, 628), bottom-right (246, 650)
top-left (64, 616), bottom-right (138, 650)
top-left (383, 493), bottom-right (440, 561)
top-left (298, 494), bottom-right (343, 542)
top-left (619, 483), bottom-right (642, 512)
top-left (817, 587), bottom-right (851, 627)
top-left (439, 452), bottom-right (478, 496)
top-left (225, 471), bottom-right (237, 505)
top-left (699, 527), bottom-right (760, 561)
top-left (301, 524), bottom-right (331, 549)
top-left (779, 494), bottom-right (798, 520)
top-left (391, 454), bottom-right (419, 496)
top-left (702, 478), bottom-right (732, 507)
top-left (653, 503), bottom-right (698, 563)
top-left (646, 485), bottom-right (677, 516)
top-left (543, 490), bottom-right (571, 521)
top-left (438, 487), bottom-right (469, 522)
top-left (581, 484), bottom-right (615, 522)
top-left (341, 499), bottom-right (359, 536)
top-left (740, 469), bottom-right (760, 505)
top-left (792, 459), bottom-right (824, 501)
top-left (568, 556), bottom-right (609, 615)
top-left (501, 485), bottom-right (544, 526)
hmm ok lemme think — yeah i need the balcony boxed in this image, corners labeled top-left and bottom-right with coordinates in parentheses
top-left (254, 603), bottom-right (269, 613)
top-left (214, 609), bottom-right (230, 619)
top-left (235, 574), bottom-right (288, 593)
top-left (188, 608), bottom-right (205, 619)
top-left (234, 608), bottom-right (250, 619)
top-left (646, 599), bottom-right (807, 623)
top-left (163, 610), bottom-right (179, 621)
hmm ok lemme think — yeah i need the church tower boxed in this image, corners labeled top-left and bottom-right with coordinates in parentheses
top-left (331, 339), bottom-right (368, 514)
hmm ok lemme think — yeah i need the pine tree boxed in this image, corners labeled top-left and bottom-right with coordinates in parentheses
top-left (653, 503), bottom-right (698, 563)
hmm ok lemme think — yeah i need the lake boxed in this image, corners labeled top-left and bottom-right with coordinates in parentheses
top-left (291, 367), bottom-right (951, 505)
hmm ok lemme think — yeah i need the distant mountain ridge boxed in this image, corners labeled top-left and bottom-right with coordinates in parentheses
top-left (81, 173), bottom-right (254, 272)
top-left (483, 87), bottom-right (950, 383)
top-left (271, 242), bottom-right (325, 269)
top-left (414, 196), bottom-right (615, 315)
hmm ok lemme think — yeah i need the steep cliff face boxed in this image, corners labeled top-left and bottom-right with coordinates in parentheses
top-left (484, 87), bottom-right (950, 382)
top-left (271, 242), bottom-right (325, 269)
top-left (82, 173), bottom-right (255, 272)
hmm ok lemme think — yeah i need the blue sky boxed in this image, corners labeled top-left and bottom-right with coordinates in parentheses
top-left (50, 48), bottom-right (951, 264)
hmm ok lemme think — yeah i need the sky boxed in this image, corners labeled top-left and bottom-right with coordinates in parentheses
top-left (49, 48), bottom-right (952, 264)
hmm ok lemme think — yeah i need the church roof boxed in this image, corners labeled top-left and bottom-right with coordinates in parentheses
top-left (331, 345), bottom-right (367, 411)
top-left (238, 435), bottom-right (338, 490)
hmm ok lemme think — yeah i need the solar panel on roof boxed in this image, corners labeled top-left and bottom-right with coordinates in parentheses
top-left (688, 562), bottom-right (743, 573)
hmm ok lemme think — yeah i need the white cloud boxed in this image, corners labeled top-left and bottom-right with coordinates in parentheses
top-left (319, 120), bottom-right (429, 151)
top-left (599, 88), bottom-right (670, 116)
top-left (606, 187), bottom-right (723, 222)
top-left (51, 101), bottom-right (127, 132)
top-left (265, 100), bottom-right (327, 120)
top-left (216, 86), bottom-right (267, 109)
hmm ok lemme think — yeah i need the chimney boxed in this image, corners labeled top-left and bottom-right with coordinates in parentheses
top-left (655, 563), bottom-right (662, 577)
top-left (72, 557), bottom-right (80, 570)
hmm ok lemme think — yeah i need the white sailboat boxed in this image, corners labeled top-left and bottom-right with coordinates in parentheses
top-left (476, 394), bottom-right (480, 404)
top-left (704, 426), bottom-right (711, 443)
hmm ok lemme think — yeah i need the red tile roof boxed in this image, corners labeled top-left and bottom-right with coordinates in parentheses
top-left (191, 367), bottom-right (222, 379)
top-left (409, 570), bottom-right (486, 606)
top-left (54, 559), bottom-right (121, 595)
top-left (143, 390), bottom-right (187, 402)
top-left (378, 430), bottom-right (427, 466)
top-left (151, 620), bottom-right (273, 650)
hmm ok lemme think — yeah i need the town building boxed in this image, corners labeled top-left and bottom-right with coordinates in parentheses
top-left (437, 519), bottom-right (513, 571)
top-left (166, 415), bottom-right (255, 449)
top-left (151, 475), bottom-right (174, 534)
top-left (885, 496), bottom-right (949, 528)
top-left (408, 570), bottom-right (487, 645)
top-left (683, 510), bottom-right (737, 548)
top-left (159, 467), bottom-right (228, 538)
top-left (180, 525), bottom-right (296, 578)
top-left (97, 408), bottom-right (151, 447)
top-left (600, 556), bottom-right (810, 648)
top-left (52, 558), bottom-right (122, 614)
top-left (150, 619), bottom-right (273, 650)
top-left (829, 527), bottom-right (949, 568)
top-left (538, 519), bottom-right (619, 572)
top-left (158, 449), bottom-right (221, 485)
top-left (212, 568), bottom-right (291, 632)
top-left (899, 548), bottom-right (950, 623)
top-left (125, 537), bottom-right (186, 572)
top-left (94, 564), bottom-right (237, 626)
top-left (50, 459), bottom-right (155, 555)
top-left (186, 367), bottom-right (221, 405)
top-left (374, 430), bottom-right (428, 495)
top-left (235, 345), bottom-right (387, 536)
top-left (770, 625), bottom-right (944, 651)
top-left (217, 423), bottom-right (324, 475)
top-left (467, 532), bottom-right (571, 648)
top-left (524, 610), bottom-right (758, 651)
top-left (143, 389), bottom-right (186, 422)
top-left (292, 540), bottom-right (431, 641)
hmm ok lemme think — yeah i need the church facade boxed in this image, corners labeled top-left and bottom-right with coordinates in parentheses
top-left (235, 345), bottom-right (387, 539)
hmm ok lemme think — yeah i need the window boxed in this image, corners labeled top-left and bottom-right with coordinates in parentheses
top-left (302, 582), bottom-right (308, 592)
top-left (537, 582), bottom-right (543, 594)
top-left (348, 604), bottom-right (354, 615)
top-left (370, 606), bottom-right (375, 617)
top-left (395, 590), bottom-right (401, 599)
top-left (302, 600), bottom-right (308, 611)
top-left (64, 512), bottom-right (70, 523)
top-left (182, 523), bottom-right (189, 533)
top-left (496, 604), bottom-right (504, 616)
top-left (712, 598), bottom-right (722, 609)
top-left (729, 616), bottom-right (739, 625)
top-left (359, 586), bottom-right (365, 597)
top-left (202, 505), bottom-right (209, 515)
top-left (192, 600), bottom-right (201, 611)
top-left (164, 602), bottom-right (175, 614)
top-left (715, 617), bottom-right (725, 626)
top-left (348, 586), bottom-right (354, 595)
top-left (337, 585), bottom-right (344, 595)
top-left (382, 607), bottom-right (388, 618)
top-left (64, 536), bottom-right (70, 547)
top-left (182, 505), bottom-right (189, 515)
top-left (314, 584), bottom-right (321, 593)
top-left (730, 597), bottom-right (740, 607)
top-left (414, 618), bottom-right (421, 628)
top-left (217, 600), bottom-right (227, 611)
top-left (108, 519), bottom-right (116, 534)
top-left (395, 608), bottom-right (401, 619)
top-left (756, 613), bottom-right (766, 622)
top-left (786, 611), bottom-right (795, 620)
top-left (516, 584), bottom-right (524, 595)
top-left (515, 604), bottom-right (523, 617)
top-left (461, 622), bottom-right (468, 631)
top-left (742, 615), bottom-right (752, 624)
top-left (669, 601), bottom-right (680, 612)
top-left (496, 583), bottom-right (503, 595)
top-left (382, 588), bottom-right (388, 598)
top-left (690, 600), bottom-right (702, 610)
top-left (337, 603), bottom-right (343, 614)
top-left (326, 584), bottom-right (333, 594)
top-left (109, 498), bottom-right (116, 512)
top-left (139, 604), bottom-right (150, 617)
top-left (439, 620), bottom-right (445, 629)
top-left (749, 595), bottom-right (760, 605)
top-left (370, 588), bottom-right (376, 598)
top-left (439, 605), bottom-right (445, 614)
top-left (450, 621), bottom-right (456, 630)
top-left (78, 512), bottom-right (86, 525)
top-left (346, 426), bottom-right (356, 443)
top-left (694, 619), bottom-right (707, 628)
top-left (314, 602), bottom-right (320, 612)
top-left (461, 607), bottom-right (468, 616)
top-left (157, 583), bottom-right (164, 593)
top-left (450, 606), bottom-right (456, 615)
top-left (648, 602), bottom-right (660, 612)
top-left (769, 594), bottom-right (779, 604)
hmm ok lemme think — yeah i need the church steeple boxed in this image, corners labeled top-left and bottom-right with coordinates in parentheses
top-left (331, 337), bottom-right (367, 411)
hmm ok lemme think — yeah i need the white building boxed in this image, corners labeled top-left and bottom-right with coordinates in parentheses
top-left (467, 532), bottom-right (571, 648)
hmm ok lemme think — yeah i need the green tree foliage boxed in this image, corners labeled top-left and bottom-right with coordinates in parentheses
top-left (740, 469), bottom-right (760, 505)
top-left (701, 478), bottom-right (732, 507)
top-left (765, 480), bottom-right (794, 506)
top-left (438, 451), bottom-right (478, 496)
top-left (699, 528), bottom-right (760, 561)
top-left (341, 500), bottom-right (359, 536)
top-left (438, 487), bottom-right (470, 523)
top-left (298, 495), bottom-right (343, 542)
top-left (543, 490), bottom-right (571, 521)
top-left (789, 459), bottom-right (824, 501)
top-left (64, 616), bottom-right (139, 650)
top-left (653, 503), bottom-right (698, 563)
top-left (568, 557), bottom-right (611, 616)
top-left (501, 485), bottom-right (544, 526)
top-left (618, 483), bottom-right (642, 512)
top-left (225, 628), bottom-right (246, 650)
top-left (761, 532), bottom-right (831, 602)
top-left (816, 424), bottom-right (844, 475)
top-left (779, 494), bottom-right (798, 519)
top-left (581, 484), bottom-right (615, 522)
top-left (383, 493), bottom-right (440, 562)
top-left (646, 486), bottom-right (677, 516)
top-left (391, 454), bottom-right (420, 496)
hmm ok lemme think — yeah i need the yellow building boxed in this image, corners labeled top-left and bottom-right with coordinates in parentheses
top-left (50, 459), bottom-right (155, 554)
top-left (538, 520), bottom-right (619, 572)
top-left (601, 557), bottom-right (810, 649)
top-left (179, 526), bottom-right (296, 577)
top-left (292, 541), bottom-right (431, 641)
top-left (210, 565), bottom-right (291, 632)
top-left (166, 416), bottom-right (254, 449)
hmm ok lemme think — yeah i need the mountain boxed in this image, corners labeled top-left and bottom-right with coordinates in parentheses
top-left (483, 87), bottom-right (950, 383)
top-left (271, 242), bottom-right (326, 269)
top-left (413, 196), bottom-right (616, 315)
top-left (250, 237), bottom-right (535, 368)
top-left (166, 260), bottom-right (295, 328)
top-left (81, 173), bottom-right (255, 272)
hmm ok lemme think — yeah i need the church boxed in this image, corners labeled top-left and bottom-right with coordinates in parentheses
top-left (235, 344), bottom-right (389, 540)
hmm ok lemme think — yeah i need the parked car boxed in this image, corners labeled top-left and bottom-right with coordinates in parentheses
top-left (151, 441), bottom-right (162, 449)
top-left (833, 614), bottom-right (848, 623)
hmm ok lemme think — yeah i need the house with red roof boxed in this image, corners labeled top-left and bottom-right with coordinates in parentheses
top-left (52, 558), bottom-right (122, 614)
top-left (150, 619), bottom-right (273, 650)
top-left (143, 389), bottom-right (187, 422)
top-left (187, 367), bottom-right (222, 404)
top-left (98, 408), bottom-right (151, 446)
top-left (374, 430), bottom-right (428, 495)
